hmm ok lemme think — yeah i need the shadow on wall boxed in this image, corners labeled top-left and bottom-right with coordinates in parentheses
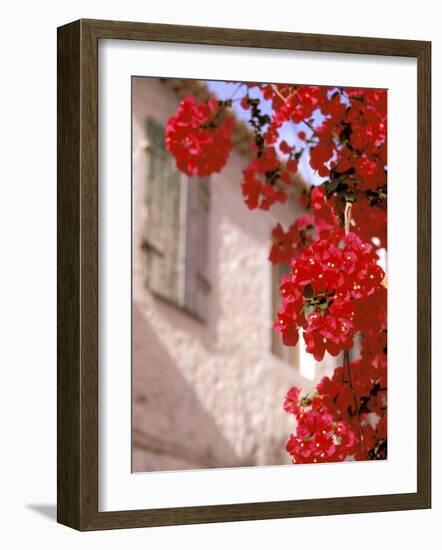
top-left (132, 302), bottom-right (255, 473)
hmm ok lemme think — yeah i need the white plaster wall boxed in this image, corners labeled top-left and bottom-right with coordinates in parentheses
top-left (132, 77), bottom-right (327, 472)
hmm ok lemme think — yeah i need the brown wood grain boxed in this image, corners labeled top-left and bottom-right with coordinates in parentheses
top-left (57, 20), bottom-right (81, 529)
top-left (57, 19), bottom-right (431, 531)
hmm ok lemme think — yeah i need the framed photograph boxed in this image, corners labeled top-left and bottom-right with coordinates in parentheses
top-left (57, 19), bottom-right (431, 530)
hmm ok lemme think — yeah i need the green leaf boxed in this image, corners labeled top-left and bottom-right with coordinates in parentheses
top-left (324, 179), bottom-right (339, 193)
top-left (344, 191), bottom-right (356, 203)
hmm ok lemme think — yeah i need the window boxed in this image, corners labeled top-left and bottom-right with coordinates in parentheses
top-left (271, 262), bottom-right (299, 368)
top-left (141, 118), bottom-right (210, 322)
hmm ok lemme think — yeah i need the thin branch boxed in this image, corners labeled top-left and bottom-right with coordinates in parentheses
top-left (344, 201), bottom-right (353, 235)
top-left (270, 83), bottom-right (297, 105)
top-left (270, 84), bottom-right (287, 102)
top-left (301, 118), bottom-right (319, 138)
top-left (344, 350), bottom-right (366, 453)
top-left (229, 82), bottom-right (246, 101)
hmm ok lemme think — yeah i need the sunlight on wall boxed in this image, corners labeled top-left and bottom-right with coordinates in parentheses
top-left (299, 339), bottom-right (316, 380)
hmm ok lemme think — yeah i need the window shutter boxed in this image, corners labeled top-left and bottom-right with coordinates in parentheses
top-left (184, 177), bottom-right (211, 321)
top-left (143, 119), bottom-right (184, 305)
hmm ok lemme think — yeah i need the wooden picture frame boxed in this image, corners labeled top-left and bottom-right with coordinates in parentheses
top-left (57, 18), bottom-right (431, 531)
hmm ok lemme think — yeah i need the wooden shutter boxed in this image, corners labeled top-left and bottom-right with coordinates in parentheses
top-left (142, 119), bottom-right (185, 306)
top-left (183, 177), bottom-right (211, 321)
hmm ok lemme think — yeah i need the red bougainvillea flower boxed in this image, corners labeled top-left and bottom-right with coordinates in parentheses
top-left (284, 332), bottom-right (387, 464)
top-left (165, 83), bottom-right (389, 464)
top-left (309, 186), bottom-right (342, 240)
top-left (164, 82), bottom-right (389, 467)
top-left (284, 402), bottom-right (358, 464)
top-left (249, 84), bottom-right (388, 196)
top-left (317, 357), bottom-right (387, 424)
top-left (303, 306), bottom-right (355, 361)
top-left (351, 194), bottom-right (387, 250)
top-left (361, 328), bottom-right (387, 364)
top-left (165, 96), bottom-right (234, 177)
top-left (240, 147), bottom-right (290, 210)
top-left (275, 232), bottom-right (385, 360)
top-left (269, 215), bottom-right (315, 265)
top-left (310, 143), bottom-right (334, 177)
top-left (289, 86), bottom-right (324, 124)
top-left (283, 387), bottom-right (301, 414)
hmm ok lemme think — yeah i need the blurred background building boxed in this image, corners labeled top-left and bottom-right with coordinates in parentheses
top-left (132, 77), bottom-right (336, 473)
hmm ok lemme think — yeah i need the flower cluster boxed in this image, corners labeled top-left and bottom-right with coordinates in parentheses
top-left (283, 387), bottom-right (359, 464)
top-left (165, 81), bottom-right (388, 465)
top-left (241, 84), bottom-right (387, 194)
top-left (351, 192), bottom-right (387, 250)
top-left (269, 215), bottom-right (315, 265)
top-left (275, 232), bottom-right (385, 360)
top-left (317, 358), bottom-right (387, 426)
top-left (284, 343), bottom-right (387, 464)
top-left (254, 84), bottom-right (326, 126)
top-left (309, 186), bottom-right (342, 240)
top-left (240, 147), bottom-right (291, 210)
top-left (165, 96), bottom-right (234, 177)
top-left (306, 88), bottom-right (387, 195)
